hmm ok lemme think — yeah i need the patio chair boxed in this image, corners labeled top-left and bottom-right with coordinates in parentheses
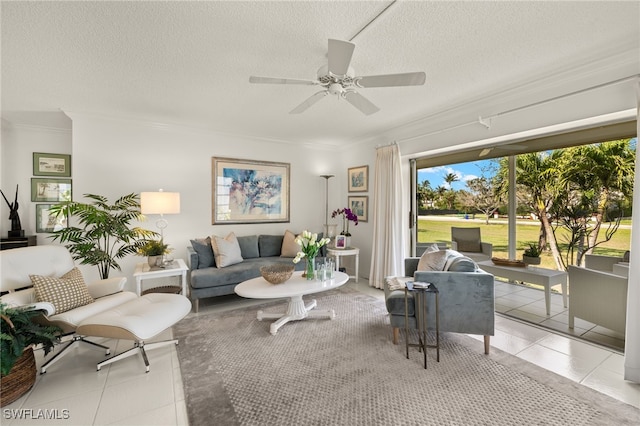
top-left (450, 227), bottom-right (492, 262)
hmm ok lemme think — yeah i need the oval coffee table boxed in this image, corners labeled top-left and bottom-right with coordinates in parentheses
top-left (235, 270), bottom-right (349, 335)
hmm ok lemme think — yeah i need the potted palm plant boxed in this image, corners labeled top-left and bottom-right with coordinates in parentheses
top-left (48, 193), bottom-right (158, 279)
top-left (522, 243), bottom-right (542, 265)
top-left (1, 303), bottom-right (61, 406)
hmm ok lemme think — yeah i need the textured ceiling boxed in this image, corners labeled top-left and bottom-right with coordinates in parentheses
top-left (2, 1), bottom-right (638, 146)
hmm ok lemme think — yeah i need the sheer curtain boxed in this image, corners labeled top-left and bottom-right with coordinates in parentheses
top-left (369, 143), bottom-right (405, 289)
top-left (625, 81), bottom-right (640, 383)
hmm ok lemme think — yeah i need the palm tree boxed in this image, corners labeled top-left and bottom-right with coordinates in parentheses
top-left (561, 140), bottom-right (635, 254)
top-left (443, 172), bottom-right (459, 189)
top-left (497, 152), bottom-right (565, 269)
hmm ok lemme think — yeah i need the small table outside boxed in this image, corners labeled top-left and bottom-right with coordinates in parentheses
top-left (477, 260), bottom-right (567, 316)
top-left (235, 271), bottom-right (349, 335)
top-left (326, 247), bottom-right (359, 282)
top-left (133, 259), bottom-right (188, 296)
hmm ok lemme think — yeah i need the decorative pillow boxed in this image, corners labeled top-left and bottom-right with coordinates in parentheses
top-left (424, 243), bottom-right (440, 254)
top-left (190, 237), bottom-right (216, 268)
top-left (258, 235), bottom-right (285, 257)
top-left (447, 256), bottom-right (478, 272)
top-left (237, 235), bottom-right (260, 259)
top-left (30, 267), bottom-right (94, 314)
top-left (211, 232), bottom-right (243, 268)
top-left (417, 250), bottom-right (450, 271)
top-left (456, 240), bottom-right (482, 253)
top-left (280, 230), bottom-right (300, 258)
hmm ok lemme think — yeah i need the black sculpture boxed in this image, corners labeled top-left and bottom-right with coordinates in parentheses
top-left (1, 185), bottom-right (24, 237)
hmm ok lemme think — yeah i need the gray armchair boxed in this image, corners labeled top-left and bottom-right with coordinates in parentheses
top-left (450, 227), bottom-right (492, 262)
top-left (384, 256), bottom-right (495, 354)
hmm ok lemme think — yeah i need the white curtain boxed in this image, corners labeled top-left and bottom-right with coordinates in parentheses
top-left (369, 143), bottom-right (405, 289)
top-left (625, 80), bottom-right (640, 383)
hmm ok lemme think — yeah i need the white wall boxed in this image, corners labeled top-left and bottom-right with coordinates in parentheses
top-left (63, 113), bottom-right (341, 288)
top-left (0, 121), bottom-right (72, 241)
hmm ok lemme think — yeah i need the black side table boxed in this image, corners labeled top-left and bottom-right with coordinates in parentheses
top-left (404, 282), bottom-right (440, 369)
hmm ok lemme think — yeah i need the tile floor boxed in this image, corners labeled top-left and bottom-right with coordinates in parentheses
top-left (3, 279), bottom-right (638, 425)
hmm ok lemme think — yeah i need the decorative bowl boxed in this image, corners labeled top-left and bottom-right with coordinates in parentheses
top-left (260, 264), bottom-right (295, 284)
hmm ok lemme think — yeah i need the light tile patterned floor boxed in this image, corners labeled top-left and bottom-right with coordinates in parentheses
top-left (3, 279), bottom-right (637, 425)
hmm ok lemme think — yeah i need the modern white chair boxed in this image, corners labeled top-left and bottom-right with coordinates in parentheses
top-left (1, 245), bottom-right (190, 373)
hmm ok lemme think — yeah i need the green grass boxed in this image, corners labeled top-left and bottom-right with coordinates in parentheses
top-left (418, 218), bottom-right (631, 270)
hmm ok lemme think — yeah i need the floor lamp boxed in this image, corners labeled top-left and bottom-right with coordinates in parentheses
top-left (320, 175), bottom-right (336, 241)
top-left (140, 189), bottom-right (181, 264)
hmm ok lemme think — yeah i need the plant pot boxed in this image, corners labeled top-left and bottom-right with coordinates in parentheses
top-left (148, 255), bottom-right (162, 267)
top-left (522, 255), bottom-right (541, 265)
top-left (0, 346), bottom-right (36, 407)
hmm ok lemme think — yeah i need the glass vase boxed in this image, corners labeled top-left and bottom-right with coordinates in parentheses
top-left (303, 255), bottom-right (316, 280)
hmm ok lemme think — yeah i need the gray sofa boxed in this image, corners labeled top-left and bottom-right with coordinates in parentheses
top-left (384, 253), bottom-right (495, 354)
top-left (187, 234), bottom-right (308, 312)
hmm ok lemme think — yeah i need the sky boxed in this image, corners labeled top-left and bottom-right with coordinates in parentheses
top-left (418, 159), bottom-right (495, 191)
top-left (419, 137), bottom-right (638, 191)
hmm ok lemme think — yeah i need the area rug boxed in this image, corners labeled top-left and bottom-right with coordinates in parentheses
top-left (173, 288), bottom-right (639, 426)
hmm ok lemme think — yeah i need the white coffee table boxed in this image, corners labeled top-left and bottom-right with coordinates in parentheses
top-left (235, 271), bottom-right (349, 335)
top-left (477, 260), bottom-right (567, 316)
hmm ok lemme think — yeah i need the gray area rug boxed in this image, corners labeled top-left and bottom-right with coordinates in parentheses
top-left (173, 288), bottom-right (640, 426)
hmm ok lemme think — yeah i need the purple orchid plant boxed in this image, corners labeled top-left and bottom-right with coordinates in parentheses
top-left (331, 207), bottom-right (358, 236)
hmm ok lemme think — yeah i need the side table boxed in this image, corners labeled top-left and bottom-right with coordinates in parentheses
top-left (326, 247), bottom-right (359, 282)
top-left (404, 282), bottom-right (440, 369)
top-left (133, 258), bottom-right (188, 296)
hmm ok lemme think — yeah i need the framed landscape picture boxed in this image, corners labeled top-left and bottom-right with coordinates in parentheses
top-left (212, 157), bottom-right (290, 224)
top-left (33, 152), bottom-right (71, 177)
top-left (31, 178), bottom-right (72, 202)
top-left (348, 195), bottom-right (368, 222)
top-left (348, 165), bottom-right (368, 192)
top-left (36, 204), bottom-right (67, 233)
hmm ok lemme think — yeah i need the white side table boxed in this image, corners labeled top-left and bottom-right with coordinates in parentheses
top-left (133, 258), bottom-right (188, 296)
top-left (326, 247), bottom-right (359, 283)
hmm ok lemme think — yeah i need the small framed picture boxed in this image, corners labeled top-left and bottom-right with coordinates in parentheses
top-left (335, 235), bottom-right (347, 249)
top-left (348, 165), bottom-right (368, 192)
top-left (36, 204), bottom-right (67, 233)
top-left (33, 152), bottom-right (71, 177)
top-left (348, 195), bottom-right (368, 222)
top-left (31, 178), bottom-right (72, 202)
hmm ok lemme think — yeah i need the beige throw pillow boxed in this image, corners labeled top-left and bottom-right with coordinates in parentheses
top-left (417, 250), bottom-right (450, 271)
top-left (211, 232), bottom-right (243, 268)
top-left (280, 230), bottom-right (300, 258)
top-left (30, 267), bottom-right (94, 314)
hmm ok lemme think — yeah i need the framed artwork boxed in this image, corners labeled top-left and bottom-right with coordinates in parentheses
top-left (31, 178), bottom-right (72, 202)
top-left (36, 204), bottom-right (67, 233)
top-left (348, 195), bottom-right (368, 222)
top-left (348, 165), bottom-right (368, 192)
top-left (334, 235), bottom-right (347, 249)
top-left (212, 157), bottom-right (290, 224)
top-left (33, 152), bottom-right (71, 177)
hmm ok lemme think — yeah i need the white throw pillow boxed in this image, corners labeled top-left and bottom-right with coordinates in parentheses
top-left (417, 249), bottom-right (449, 271)
top-left (211, 232), bottom-right (243, 268)
top-left (280, 230), bottom-right (300, 258)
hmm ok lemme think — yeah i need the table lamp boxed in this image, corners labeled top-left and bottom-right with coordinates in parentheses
top-left (140, 190), bottom-right (181, 263)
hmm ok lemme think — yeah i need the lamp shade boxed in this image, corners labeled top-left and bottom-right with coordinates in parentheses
top-left (140, 192), bottom-right (181, 215)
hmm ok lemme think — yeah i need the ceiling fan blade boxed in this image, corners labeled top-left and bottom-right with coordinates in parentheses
top-left (328, 39), bottom-right (355, 76)
top-left (356, 72), bottom-right (426, 88)
top-left (290, 91), bottom-right (328, 114)
top-left (249, 76), bottom-right (317, 85)
top-left (344, 91), bottom-right (380, 115)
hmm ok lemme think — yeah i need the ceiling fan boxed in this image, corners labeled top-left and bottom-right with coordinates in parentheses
top-left (249, 39), bottom-right (426, 115)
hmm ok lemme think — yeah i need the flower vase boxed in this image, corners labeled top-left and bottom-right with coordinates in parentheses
top-left (303, 255), bottom-right (316, 280)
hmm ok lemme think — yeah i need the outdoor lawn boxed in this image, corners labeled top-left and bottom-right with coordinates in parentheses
top-left (418, 217), bottom-right (631, 270)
